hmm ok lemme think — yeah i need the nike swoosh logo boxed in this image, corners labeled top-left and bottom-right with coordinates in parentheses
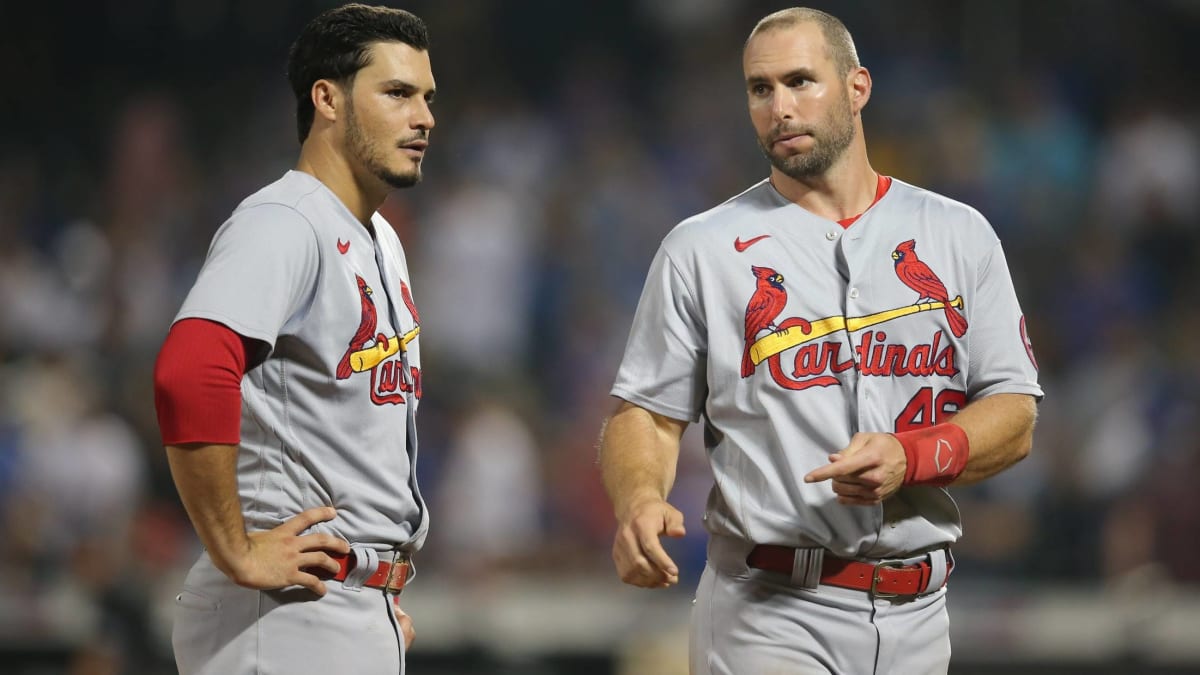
top-left (337, 239), bottom-right (350, 255)
top-left (734, 234), bottom-right (771, 252)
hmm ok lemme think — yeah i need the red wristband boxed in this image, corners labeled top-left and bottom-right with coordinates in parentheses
top-left (893, 423), bottom-right (970, 487)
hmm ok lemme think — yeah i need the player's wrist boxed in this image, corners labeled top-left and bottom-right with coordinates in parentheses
top-left (206, 531), bottom-right (256, 583)
top-left (616, 491), bottom-right (668, 521)
top-left (892, 423), bottom-right (969, 487)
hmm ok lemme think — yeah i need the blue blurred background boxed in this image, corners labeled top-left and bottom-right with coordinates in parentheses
top-left (2, 1), bottom-right (1198, 673)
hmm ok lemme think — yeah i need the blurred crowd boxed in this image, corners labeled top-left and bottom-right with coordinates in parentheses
top-left (1, 0), bottom-right (1198, 672)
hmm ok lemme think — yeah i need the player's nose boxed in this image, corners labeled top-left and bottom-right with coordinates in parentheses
top-left (411, 98), bottom-right (435, 131)
top-left (771, 84), bottom-right (797, 120)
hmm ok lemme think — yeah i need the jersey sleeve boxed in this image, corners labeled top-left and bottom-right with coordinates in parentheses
top-left (611, 246), bottom-right (708, 422)
top-left (175, 204), bottom-right (320, 347)
top-left (154, 318), bottom-right (249, 445)
top-left (965, 241), bottom-right (1043, 401)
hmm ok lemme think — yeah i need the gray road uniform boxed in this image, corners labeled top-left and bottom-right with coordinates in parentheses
top-left (171, 170), bottom-right (426, 674)
top-left (612, 178), bottom-right (1042, 674)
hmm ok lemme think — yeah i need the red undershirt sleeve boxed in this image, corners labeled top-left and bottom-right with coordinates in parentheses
top-left (153, 318), bottom-right (254, 446)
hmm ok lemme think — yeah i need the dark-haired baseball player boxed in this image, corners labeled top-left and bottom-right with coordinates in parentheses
top-left (153, 4), bottom-right (435, 673)
top-left (601, 7), bottom-right (1042, 674)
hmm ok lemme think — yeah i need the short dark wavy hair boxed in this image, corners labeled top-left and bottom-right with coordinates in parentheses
top-left (287, 4), bottom-right (430, 144)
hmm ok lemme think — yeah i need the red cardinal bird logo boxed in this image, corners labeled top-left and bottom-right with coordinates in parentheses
top-left (741, 265), bottom-right (788, 377)
top-left (891, 239), bottom-right (968, 337)
top-left (336, 275), bottom-right (389, 379)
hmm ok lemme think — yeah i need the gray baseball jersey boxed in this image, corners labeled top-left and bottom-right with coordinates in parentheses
top-left (612, 177), bottom-right (1042, 558)
top-left (176, 169), bottom-right (427, 551)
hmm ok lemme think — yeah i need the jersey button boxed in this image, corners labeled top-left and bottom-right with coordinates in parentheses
top-left (849, 288), bottom-right (859, 299)
top-left (825, 231), bottom-right (838, 241)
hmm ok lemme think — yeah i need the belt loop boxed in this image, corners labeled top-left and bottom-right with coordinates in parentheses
top-left (396, 551), bottom-right (416, 585)
top-left (343, 547), bottom-right (379, 591)
top-left (924, 548), bottom-right (949, 592)
top-left (790, 548), bottom-right (823, 589)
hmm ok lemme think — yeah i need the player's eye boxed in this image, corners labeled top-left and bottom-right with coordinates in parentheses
top-left (749, 83), bottom-right (769, 97)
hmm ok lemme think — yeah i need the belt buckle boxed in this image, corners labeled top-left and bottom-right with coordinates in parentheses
top-left (869, 559), bottom-right (905, 599)
top-left (384, 552), bottom-right (409, 594)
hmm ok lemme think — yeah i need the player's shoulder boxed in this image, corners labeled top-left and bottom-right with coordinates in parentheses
top-left (210, 172), bottom-right (324, 252)
top-left (661, 179), bottom-right (780, 251)
top-left (885, 178), bottom-right (996, 238)
top-left (678, 178), bottom-right (781, 231)
top-left (233, 171), bottom-right (326, 223)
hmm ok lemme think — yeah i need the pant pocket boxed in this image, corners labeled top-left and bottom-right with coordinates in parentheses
top-left (172, 587), bottom-right (221, 674)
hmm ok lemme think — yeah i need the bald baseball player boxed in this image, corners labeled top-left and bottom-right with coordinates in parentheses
top-left (600, 7), bottom-right (1041, 674)
top-left (152, 5), bottom-right (434, 673)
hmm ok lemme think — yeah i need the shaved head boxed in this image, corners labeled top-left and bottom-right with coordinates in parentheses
top-left (746, 7), bottom-right (860, 76)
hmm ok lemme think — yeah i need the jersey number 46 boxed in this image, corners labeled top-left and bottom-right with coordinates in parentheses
top-left (894, 386), bottom-right (967, 432)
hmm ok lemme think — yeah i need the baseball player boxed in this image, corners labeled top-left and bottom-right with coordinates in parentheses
top-left (600, 8), bottom-right (1042, 674)
top-left (152, 5), bottom-right (434, 673)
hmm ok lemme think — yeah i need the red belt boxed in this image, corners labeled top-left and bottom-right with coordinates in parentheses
top-left (327, 552), bottom-right (411, 594)
top-left (746, 544), bottom-right (951, 598)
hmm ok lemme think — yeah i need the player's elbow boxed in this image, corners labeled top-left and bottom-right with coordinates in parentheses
top-left (1011, 430), bottom-right (1034, 464)
top-left (1010, 400), bottom-right (1039, 464)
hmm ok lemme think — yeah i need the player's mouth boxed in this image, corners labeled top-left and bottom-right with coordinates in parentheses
top-left (398, 139), bottom-right (428, 158)
top-left (772, 131), bottom-right (812, 149)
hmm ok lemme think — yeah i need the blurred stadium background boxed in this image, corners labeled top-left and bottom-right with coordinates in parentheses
top-left (2, 0), bottom-right (1199, 673)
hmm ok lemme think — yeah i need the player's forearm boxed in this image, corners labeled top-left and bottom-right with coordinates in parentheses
top-left (948, 393), bottom-right (1037, 485)
top-left (166, 443), bottom-right (253, 577)
top-left (599, 402), bottom-right (686, 519)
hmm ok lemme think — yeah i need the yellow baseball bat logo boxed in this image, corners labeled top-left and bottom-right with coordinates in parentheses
top-left (750, 296), bottom-right (963, 366)
top-left (349, 326), bottom-right (421, 373)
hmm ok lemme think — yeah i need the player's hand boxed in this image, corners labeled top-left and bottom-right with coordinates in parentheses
top-left (222, 506), bottom-right (351, 595)
top-left (612, 497), bottom-right (686, 589)
top-left (803, 432), bottom-right (906, 505)
top-left (393, 602), bottom-right (415, 650)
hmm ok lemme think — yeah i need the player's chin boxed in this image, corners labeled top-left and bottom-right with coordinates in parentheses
top-left (766, 145), bottom-right (799, 162)
top-left (381, 167), bottom-right (422, 189)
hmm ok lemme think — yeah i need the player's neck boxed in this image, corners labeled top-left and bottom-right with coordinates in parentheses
top-left (296, 141), bottom-right (386, 227)
top-left (770, 144), bottom-right (878, 223)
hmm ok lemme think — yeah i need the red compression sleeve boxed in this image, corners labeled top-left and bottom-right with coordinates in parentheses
top-left (153, 318), bottom-right (250, 445)
top-left (893, 423), bottom-right (970, 487)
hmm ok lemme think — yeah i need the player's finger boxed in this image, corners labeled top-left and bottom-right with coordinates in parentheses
top-left (283, 506), bottom-right (338, 535)
top-left (835, 433), bottom-right (872, 458)
top-left (635, 524), bottom-right (679, 578)
top-left (663, 507), bottom-right (687, 538)
top-left (293, 571), bottom-right (328, 597)
top-left (614, 532), bottom-right (665, 586)
top-left (833, 471), bottom-right (882, 488)
top-left (393, 604), bottom-right (415, 649)
top-left (831, 473), bottom-right (872, 487)
top-left (300, 533), bottom-right (351, 554)
top-left (633, 541), bottom-right (677, 584)
top-left (831, 481), bottom-right (878, 501)
top-left (836, 494), bottom-right (880, 506)
top-left (618, 547), bottom-right (672, 587)
top-left (804, 452), bottom-right (874, 483)
top-left (617, 554), bottom-right (664, 587)
top-left (298, 551), bottom-right (341, 575)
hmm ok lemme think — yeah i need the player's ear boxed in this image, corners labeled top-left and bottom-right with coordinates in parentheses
top-left (848, 66), bottom-right (871, 115)
top-left (311, 78), bottom-right (344, 125)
